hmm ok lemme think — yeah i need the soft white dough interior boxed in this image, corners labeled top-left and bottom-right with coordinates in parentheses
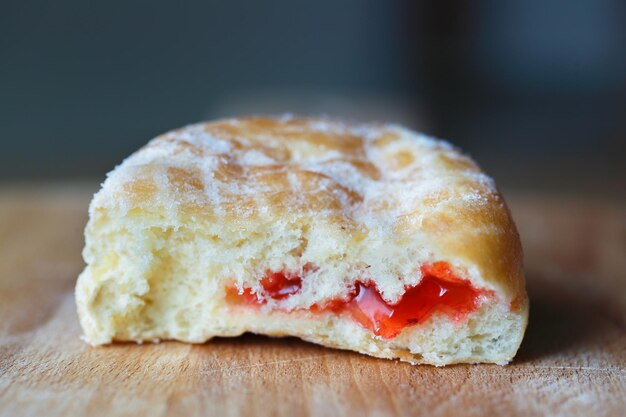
top-left (76, 208), bottom-right (525, 365)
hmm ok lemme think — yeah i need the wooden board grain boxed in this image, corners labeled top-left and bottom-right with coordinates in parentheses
top-left (0, 185), bottom-right (624, 417)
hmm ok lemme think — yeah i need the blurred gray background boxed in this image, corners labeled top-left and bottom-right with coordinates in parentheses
top-left (1, 0), bottom-right (625, 197)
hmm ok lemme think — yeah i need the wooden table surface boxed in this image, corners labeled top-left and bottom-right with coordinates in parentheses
top-left (0, 184), bottom-right (624, 417)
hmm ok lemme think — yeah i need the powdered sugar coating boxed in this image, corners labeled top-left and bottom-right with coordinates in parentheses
top-left (95, 116), bottom-right (497, 227)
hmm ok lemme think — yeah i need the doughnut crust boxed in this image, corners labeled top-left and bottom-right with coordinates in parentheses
top-left (76, 116), bottom-right (528, 366)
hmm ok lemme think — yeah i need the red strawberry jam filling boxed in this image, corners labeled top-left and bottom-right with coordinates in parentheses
top-left (227, 262), bottom-right (486, 339)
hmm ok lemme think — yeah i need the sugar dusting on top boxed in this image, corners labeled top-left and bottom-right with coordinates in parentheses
top-left (93, 116), bottom-right (499, 232)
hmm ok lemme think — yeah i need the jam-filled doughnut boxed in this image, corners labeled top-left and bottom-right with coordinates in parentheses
top-left (76, 116), bottom-right (528, 366)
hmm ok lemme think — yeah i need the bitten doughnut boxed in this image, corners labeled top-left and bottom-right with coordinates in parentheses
top-left (76, 116), bottom-right (528, 366)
